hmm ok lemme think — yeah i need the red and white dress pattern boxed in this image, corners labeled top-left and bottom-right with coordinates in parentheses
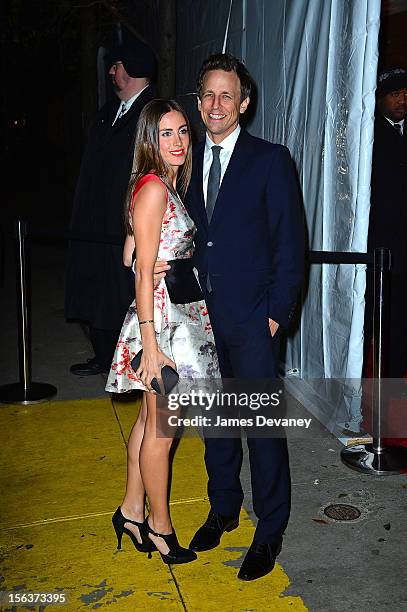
top-left (105, 175), bottom-right (219, 393)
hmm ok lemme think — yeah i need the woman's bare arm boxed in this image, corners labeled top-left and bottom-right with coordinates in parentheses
top-left (132, 181), bottom-right (175, 388)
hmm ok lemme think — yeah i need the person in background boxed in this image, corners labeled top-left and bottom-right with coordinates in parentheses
top-left (365, 68), bottom-right (407, 378)
top-left (66, 40), bottom-right (155, 376)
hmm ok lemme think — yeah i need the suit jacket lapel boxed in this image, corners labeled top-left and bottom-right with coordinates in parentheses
top-left (209, 129), bottom-right (252, 226)
top-left (191, 141), bottom-right (208, 230)
top-left (98, 86), bottom-right (153, 151)
top-left (112, 86), bottom-right (153, 131)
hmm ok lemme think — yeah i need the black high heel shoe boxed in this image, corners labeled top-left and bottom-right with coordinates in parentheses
top-left (112, 507), bottom-right (156, 554)
top-left (141, 518), bottom-right (197, 565)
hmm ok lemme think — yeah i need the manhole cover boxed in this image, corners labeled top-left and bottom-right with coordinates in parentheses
top-left (324, 504), bottom-right (361, 521)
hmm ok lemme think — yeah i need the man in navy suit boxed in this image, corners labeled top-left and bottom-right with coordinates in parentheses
top-left (157, 53), bottom-right (304, 580)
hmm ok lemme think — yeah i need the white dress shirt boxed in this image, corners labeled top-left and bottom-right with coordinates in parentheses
top-left (112, 85), bottom-right (149, 126)
top-left (384, 116), bottom-right (404, 135)
top-left (203, 125), bottom-right (241, 204)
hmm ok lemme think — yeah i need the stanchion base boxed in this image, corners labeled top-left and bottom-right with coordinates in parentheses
top-left (0, 382), bottom-right (57, 405)
top-left (341, 443), bottom-right (407, 475)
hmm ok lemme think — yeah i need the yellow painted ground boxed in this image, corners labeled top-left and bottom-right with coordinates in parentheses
top-left (0, 398), bottom-right (307, 611)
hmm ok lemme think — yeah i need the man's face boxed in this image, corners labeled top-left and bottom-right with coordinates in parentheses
top-left (378, 88), bottom-right (407, 122)
top-left (198, 70), bottom-right (250, 144)
top-left (108, 62), bottom-right (131, 94)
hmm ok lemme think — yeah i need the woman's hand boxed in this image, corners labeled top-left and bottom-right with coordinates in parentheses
top-left (123, 234), bottom-right (135, 267)
top-left (268, 318), bottom-right (279, 337)
top-left (135, 348), bottom-right (176, 392)
top-left (153, 259), bottom-right (171, 288)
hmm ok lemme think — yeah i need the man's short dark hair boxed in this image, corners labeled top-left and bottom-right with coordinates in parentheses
top-left (197, 53), bottom-right (252, 102)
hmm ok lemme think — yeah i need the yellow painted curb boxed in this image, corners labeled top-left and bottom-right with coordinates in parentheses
top-left (0, 398), bottom-right (307, 610)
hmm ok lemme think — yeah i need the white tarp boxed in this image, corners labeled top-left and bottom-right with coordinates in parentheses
top-left (176, 0), bottom-right (381, 432)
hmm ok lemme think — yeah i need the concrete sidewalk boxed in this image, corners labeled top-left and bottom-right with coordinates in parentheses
top-left (1, 238), bottom-right (407, 611)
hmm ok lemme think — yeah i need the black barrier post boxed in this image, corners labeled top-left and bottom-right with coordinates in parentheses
top-left (17, 219), bottom-right (31, 392)
top-left (341, 247), bottom-right (407, 474)
top-left (0, 220), bottom-right (57, 405)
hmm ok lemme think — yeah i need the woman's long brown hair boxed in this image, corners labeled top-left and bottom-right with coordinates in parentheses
top-left (124, 99), bottom-right (192, 234)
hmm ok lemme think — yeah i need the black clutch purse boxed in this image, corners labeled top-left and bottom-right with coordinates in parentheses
top-left (131, 349), bottom-right (179, 395)
top-left (165, 258), bottom-right (203, 304)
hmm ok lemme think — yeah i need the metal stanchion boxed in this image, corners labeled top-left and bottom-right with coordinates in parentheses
top-left (341, 247), bottom-right (407, 474)
top-left (0, 220), bottom-right (57, 405)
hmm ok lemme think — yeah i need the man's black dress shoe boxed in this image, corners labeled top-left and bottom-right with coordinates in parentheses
top-left (189, 510), bottom-right (239, 552)
top-left (70, 357), bottom-right (108, 376)
top-left (237, 538), bottom-right (282, 581)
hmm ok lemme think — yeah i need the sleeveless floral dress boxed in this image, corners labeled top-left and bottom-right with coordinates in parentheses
top-left (105, 174), bottom-right (220, 393)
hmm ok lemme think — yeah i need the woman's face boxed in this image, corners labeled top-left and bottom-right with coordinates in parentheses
top-left (158, 110), bottom-right (190, 170)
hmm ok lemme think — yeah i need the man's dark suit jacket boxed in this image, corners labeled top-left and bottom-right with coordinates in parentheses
top-left (65, 86), bottom-right (154, 331)
top-left (187, 129), bottom-right (304, 332)
top-left (365, 113), bottom-right (407, 377)
top-left (368, 114), bottom-right (407, 277)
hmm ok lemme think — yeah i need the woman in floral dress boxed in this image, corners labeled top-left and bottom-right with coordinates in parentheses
top-left (106, 99), bottom-right (219, 565)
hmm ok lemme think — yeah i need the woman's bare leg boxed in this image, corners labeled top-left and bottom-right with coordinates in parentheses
top-left (121, 393), bottom-right (147, 542)
top-left (139, 391), bottom-right (173, 554)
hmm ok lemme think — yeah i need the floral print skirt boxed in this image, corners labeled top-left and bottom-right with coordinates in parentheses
top-left (105, 283), bottom-right (220, 394)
